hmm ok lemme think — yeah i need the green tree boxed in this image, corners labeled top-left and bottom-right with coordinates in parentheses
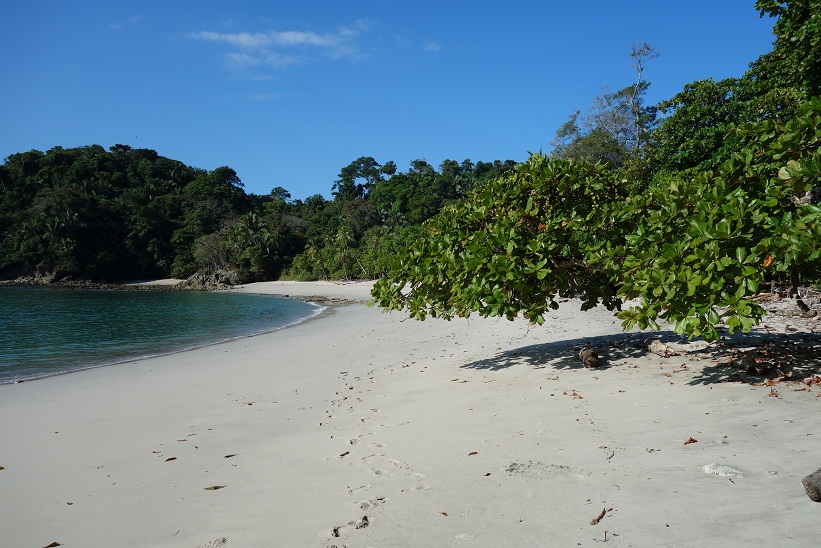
top-left (372, 95), bottom-right (821, 341)
top-left (756, 0), bottom-right (821, 97)
top-left (551, 44), bottom-right (658, 173)
top-left (332, 157), bottom-right (390, 201)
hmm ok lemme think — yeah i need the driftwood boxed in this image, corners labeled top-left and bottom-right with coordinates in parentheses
top-left (642, 338), bottom-right (677, 358)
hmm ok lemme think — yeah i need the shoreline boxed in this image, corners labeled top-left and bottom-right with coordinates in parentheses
top-left (0, 283), bottom-right (340, 386)
top-left (1, 281), bottom-right (820, 547)
top-left (0, 294), bottom-right (332, 387)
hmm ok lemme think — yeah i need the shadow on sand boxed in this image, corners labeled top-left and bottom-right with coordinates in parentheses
top-left (461, 328), bottom-right (821, 386)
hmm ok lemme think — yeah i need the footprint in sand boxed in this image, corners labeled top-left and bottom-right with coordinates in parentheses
top-left (504, 461), bottom-right (591, 481)
top-left (362, 454), bottom-right (414, 473)
top-left (347, 484), bottom-right (372, 495)
top-left (401, 484), bottom-right (430, 493)
top-left (196, 538), bottom-right (227, 548)
top-left (331, 515), bottom-right (369, 538)
top-left (372, 468), bottom-right (391, 476)
top-left (358, 497), bottom-right (387, 510)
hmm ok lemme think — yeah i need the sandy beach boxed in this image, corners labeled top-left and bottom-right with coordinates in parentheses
top-left (2, 281), bottom-right (820, 547)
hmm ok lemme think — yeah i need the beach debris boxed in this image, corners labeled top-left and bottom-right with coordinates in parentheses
top-left (224, 453), bottom-right (238, 459)
top-left (468, 451), bottom-right (479, 456)
top-left (165, 457), bottom-right (177, 462)
top-left (43, 543), bottom-right (61, 548)
top-left (0, 465), bottom-right (4, 470)
top-left (703, 463), bottom-right (743, 478)
top-left (590, 508), bottom-right (610, 525)
top-left (440, 512), bottom-right (448, 516)
top-left (684, 437), bottom-right (698, 445)
top-left (204, 485), bottom-right (225, 490)
top-left (801, 468), bottom-right (821, 502)
top-left (805, 375), bottom-right (821, 387)
top-left (578, 347), bottom-right (600, 369)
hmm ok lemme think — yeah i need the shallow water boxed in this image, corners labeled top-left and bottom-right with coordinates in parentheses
top-left (0, 286), bottom-right (322, 383)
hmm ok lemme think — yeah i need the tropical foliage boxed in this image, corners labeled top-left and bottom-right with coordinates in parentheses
top-left (372, 0), bottom-right (821, 341)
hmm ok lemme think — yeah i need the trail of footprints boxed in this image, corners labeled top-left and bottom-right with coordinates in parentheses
top-left (325, 367), bottom-right (429, 545)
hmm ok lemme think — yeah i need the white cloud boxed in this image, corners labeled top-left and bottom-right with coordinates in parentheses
top-left (248, 92), bottom-right (281, 100)
top-left (109, 15), bottom-right (142, 31)
top-left (423, 40), bottom-right (442, 53)
top-left (187, 20), bottom-right (373, 69)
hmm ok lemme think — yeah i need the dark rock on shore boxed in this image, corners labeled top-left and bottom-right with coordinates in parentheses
top-left (175, 270), bottom-right (240, 291)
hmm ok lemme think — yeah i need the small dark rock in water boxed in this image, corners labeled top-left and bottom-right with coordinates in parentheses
top-left (579, 348), bottom-right (599, 370)
top-left (802, 468), bottom-right (821, 502)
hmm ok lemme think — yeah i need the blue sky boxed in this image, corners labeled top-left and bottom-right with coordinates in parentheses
top-left (1, 1), bottom-right (777, 199)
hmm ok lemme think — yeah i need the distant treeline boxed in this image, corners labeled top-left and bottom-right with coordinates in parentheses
top-left (0, 145), bottom-right (514, 282)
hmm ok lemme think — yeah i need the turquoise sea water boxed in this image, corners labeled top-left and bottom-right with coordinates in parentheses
top-left (0, 286), bottom-right (323, 384)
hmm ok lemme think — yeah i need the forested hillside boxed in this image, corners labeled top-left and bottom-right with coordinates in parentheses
top-left (0, 145), bottom-right (513, 282)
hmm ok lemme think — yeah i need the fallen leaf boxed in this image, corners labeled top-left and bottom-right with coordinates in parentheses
top-left (684, 437), bottom-right (698, 445)
top-left (769, 387), bottom-right (779, 398)
top-left (590, 508), bottom-right (607, 525)
top-left (204, 485), bottom-right (225, 490)
top-left (468, 451), bottom-right (479, 456)
top-left (165, 457), bottom-right (177, 462)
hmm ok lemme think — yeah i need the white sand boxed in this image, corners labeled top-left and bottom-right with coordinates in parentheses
top-left (2, 281), bottom-right (820, 547)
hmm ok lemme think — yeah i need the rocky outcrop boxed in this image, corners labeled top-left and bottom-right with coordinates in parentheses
top-left (2, 274), bottom-right (176, 291)
top-left (175, 270), bottom-right (240, 291)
